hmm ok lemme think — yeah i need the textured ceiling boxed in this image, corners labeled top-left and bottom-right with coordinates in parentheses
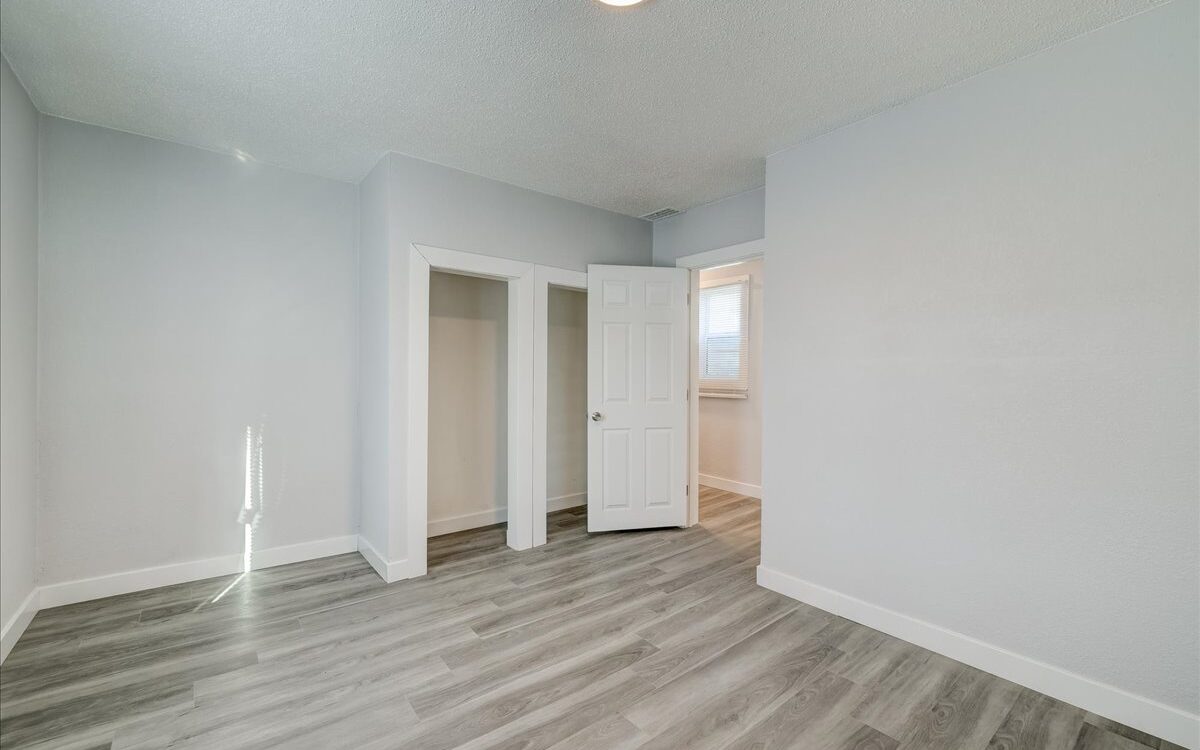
top-left (0, 0), bottom-right (1162, 216)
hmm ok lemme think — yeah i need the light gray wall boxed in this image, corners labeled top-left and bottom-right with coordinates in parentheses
top-left (428, 271), bottom-right (508, 532)
top-left (38, 117), bottom-right (360, 585)
top-left (391, 154), bottom-right (652, 272)
top-left (652, 187), bottom-right (764, 266)
top-left (1, 57), bottom-right (39, 638)
top-left (356, 158), bottom-right (392, 556)
top-left (699, 259), bottom-right (762, 489)
top-left (359, 152), bottom-right (651, 563)
top-left (763, 0), bottom-right (1197, 720)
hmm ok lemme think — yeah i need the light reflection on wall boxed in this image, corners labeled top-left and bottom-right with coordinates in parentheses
top-left (240, 423), bottom-right (265, 573)
top-left (210, 423), bottom-right (265, 606)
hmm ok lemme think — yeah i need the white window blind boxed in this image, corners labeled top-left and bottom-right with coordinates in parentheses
top-left (698, 275), bottom-right (749, 397)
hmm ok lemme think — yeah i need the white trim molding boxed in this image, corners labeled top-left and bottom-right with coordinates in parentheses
top-left (40, 555), bottom-right (242, 610)
top-left (1, 588), bottom-right (40, 664)
top-left (0, 486), bottom-right (537, 664)
top-left (1, 534), bottom-right (365, 661)
top-left (38, 534), bottom-right (361, 610)
top-left (427, 493), bottom-right (587, 539)
top-left (403, 242), bottom-right (595, 568)
top-left (547, 492), bottom-right (587, 512)
top-left (757, 565), bottom-right (1200, 750)
top-left (252, 535), bottom-right (359, 571)
top-left (674, 238), bottom-right (765, 270)
top-left (533, 265), bottom-right (588, 547)
top-left (675, 240), bottom-right (767, 527)
top-left (428, 508), bottom-right (508, 538)
top-left (357, 535), bottom-right (410, 583)
top-left (407, 243), bottom-right (536, 579)
top-left (699, 475), bottom-right (762, 499)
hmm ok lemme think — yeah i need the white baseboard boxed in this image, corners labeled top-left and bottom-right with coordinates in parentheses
top-left (427, 494), bottom-right (586, 538)
top-left (251, 535), bottom-right (358, 571)
top-left (548, 492), bottom-right (587, 512)
top-left (37, 534), bottom-right (361, 610)
top-left (1, 588), bottom-right (40, 664)
top-left (40, 555), bottom-right (241, 609)
top-left (357, 535), bottom-right (412, 583)
top-left (699, 474), bottom-right (762, 499)
top-left (4, 533), bottom-right (395, 661)
top-left (756, 565), bottom-right (1200, 750)
top-left (428, 507), bottom-right (507, 537)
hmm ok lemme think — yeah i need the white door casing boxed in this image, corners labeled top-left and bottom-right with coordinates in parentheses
top-left (404, 243), bottom-right (534, 583)
top-left (675, 238), bottom-right (766, 526)
top-left (587, 265), bottom-right (689, 532)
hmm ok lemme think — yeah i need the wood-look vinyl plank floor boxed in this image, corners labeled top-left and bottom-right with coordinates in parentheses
top-left (0, 487), bottom-right (1180, 750)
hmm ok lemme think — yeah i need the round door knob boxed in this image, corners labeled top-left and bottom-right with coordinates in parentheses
top-left (591, 412), bottom-right (603, 421)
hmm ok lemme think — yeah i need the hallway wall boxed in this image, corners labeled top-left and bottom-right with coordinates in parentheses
top-left (698, 259), bottom-right (763, 495)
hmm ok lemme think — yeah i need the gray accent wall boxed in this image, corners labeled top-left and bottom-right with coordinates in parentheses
top-left (762, 0), bottom-right (1198, 719)
top-left (0, 56), bottom-right (39, 645)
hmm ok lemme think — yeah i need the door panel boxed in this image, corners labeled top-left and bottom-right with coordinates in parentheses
top-left (587, 265), bottom-right (689, 532)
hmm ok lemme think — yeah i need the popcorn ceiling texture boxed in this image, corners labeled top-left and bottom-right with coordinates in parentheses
top-left (0, 0), bottom-right (1164, 216)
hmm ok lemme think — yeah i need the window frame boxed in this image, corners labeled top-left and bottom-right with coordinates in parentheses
top-left (698, 273), bottom-right (750, 398)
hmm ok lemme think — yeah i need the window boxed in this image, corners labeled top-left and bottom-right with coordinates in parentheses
top-left (699, 274), bottom-right (749, 397)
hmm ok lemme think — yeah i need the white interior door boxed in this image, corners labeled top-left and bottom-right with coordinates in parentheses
top-left (587, 265), bottom-right (689, 532)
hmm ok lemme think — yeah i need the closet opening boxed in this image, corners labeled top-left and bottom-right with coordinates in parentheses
top-left (544, 285), bottom-right (588, 543)
top-left (427, 270), bottom-right (509, 560)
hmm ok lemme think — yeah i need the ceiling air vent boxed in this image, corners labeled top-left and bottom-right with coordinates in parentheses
top-left (640, 207), bottom-right (681, 222)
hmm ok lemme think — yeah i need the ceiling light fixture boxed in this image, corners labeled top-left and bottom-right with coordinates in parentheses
top-left (596, 0), bottom-right (646, 6)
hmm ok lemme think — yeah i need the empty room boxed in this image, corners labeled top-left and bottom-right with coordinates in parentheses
top-left (0, 1), bottom-right (1196, 749)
